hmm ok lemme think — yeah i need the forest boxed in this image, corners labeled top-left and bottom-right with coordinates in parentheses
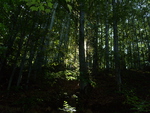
top-left (0, 0), bottom-right (150, 112)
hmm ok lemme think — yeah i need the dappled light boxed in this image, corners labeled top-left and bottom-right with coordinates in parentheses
top-left (0, 0), bottom-right (150, 112)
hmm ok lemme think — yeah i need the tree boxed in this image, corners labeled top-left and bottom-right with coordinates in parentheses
top-left (0, 0), bottom-right (150, 109)
top-left (112, 0), bottom-right (121, 90)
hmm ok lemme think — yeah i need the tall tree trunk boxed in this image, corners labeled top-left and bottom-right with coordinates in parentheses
top-left (92, 24), bottom-right (98, 76)
top-left (147, 35), bottom-right (150, 63)
top-left (49, 2), bottom-right (58, 30)
top-left (44, 2), bottom-right (58, 65)
top-left (105, 0), bottom-right (109, 70)
top-left (77, 0), bottom-right (89, 111)
top-left (7, 31), bottom-right (25, 90)
top-left (112, 0), bottom-right (121, 91)
top-left (0, 5), bottom-right (21, 73)
top-left (79, 1), bottom-right (87, 91)
top-left (26, 46), bottom-right (35, 89)
top-left (17, 39), bottom-right (29, 86)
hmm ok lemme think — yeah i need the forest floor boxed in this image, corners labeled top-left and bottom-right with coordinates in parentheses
top-left (0, 69), bottom-right (150, 113)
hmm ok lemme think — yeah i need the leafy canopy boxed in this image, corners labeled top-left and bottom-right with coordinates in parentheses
top-left (23, 0), bottom-right (53, 12)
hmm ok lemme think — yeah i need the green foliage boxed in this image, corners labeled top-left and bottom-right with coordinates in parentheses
top-left (25, 0), bottom-right (53, 12)
top-left (45, 69), bottom-right (79, 81)
top-left (59, 101), bottom-right (76, 113)
top-left (65, 70), bottom-right (79, 80)
top-left (66, 0), bottom-right (71, 2)
top-left (124, 90), bottom-right (150, 113)
top-left (67, 4), bottom-right (72, 12)
top-left (0, 0), bottom-right (149, 108)
top-left (0, 46), bottom-right (7, 55)
top-left (90, 80), bottom-right (96, 87)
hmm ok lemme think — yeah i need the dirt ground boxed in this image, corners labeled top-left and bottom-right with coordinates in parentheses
top-left (0, 70), bottom-right (150, 113)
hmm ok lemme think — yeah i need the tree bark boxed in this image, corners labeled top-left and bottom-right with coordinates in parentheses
top-left (105, 0), bottom-right (109, 70)
top-left (112, 0), bottom-right (121, 91)
top-left (77, 0), bottom-right (89, 112)
top-left (79, 1), bottom-right (87, 90)
top-left (92, 24), bottom-right (98, 76)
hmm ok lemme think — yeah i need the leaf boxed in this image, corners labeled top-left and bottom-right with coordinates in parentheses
top-left (66, 0), bottom-right (71, 2)
top-left (45, 9), bottom-right (51, 13)
top-left (48, 2), bottom-right (53, 8)
top-left (39, 5), bottom-right (44, 10)
top-left (30, 6), bottom-right (39, 11)
top-left (26, 2), bottom-right (32, 6)
top-left (67, 4), bottom-right (72, 12)
top-left (26, 0), bottom-right (38, 6)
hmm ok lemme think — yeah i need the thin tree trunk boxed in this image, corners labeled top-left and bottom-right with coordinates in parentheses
top-left (105, 3), bottom-right (109, 70)
top-left (112, 0), bottom-right (121, 91)
top-left (92, 24), bottom-right (98, 76)
top-left (77, 0), bottom-right (89, 112)
top-left (49, 2), bottom-right (58, 30)
top-left (44, 2), bottom-right (58, 65)
top-left (79, 1), bottom-right (87, 90)
top-left (26, 43), bottom-right (36, 89)
top-left (17, 39), bottom-right (29, 86)
top-left (7, 32), bottom-right (25, 90)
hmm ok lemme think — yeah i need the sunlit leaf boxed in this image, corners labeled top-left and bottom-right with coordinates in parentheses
top-left (39, 5), bottom-right (44, 10)
top-left (30, 6), bottom-right (39, 11)
top-left (67, 4), bottom-right (72, 12)
top-left (48, 2), bottom-right (53, 8)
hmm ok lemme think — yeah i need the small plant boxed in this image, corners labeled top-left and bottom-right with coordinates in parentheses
top-left (65, 70), bottom-right (79, 80)
top-left (124, 90), bottom-right (150, 113)
top-left (59, 101), bottom-right (76, 113)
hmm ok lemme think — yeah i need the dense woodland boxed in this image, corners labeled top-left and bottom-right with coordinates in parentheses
top-left (0, 0), bottom-right (150, 112)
